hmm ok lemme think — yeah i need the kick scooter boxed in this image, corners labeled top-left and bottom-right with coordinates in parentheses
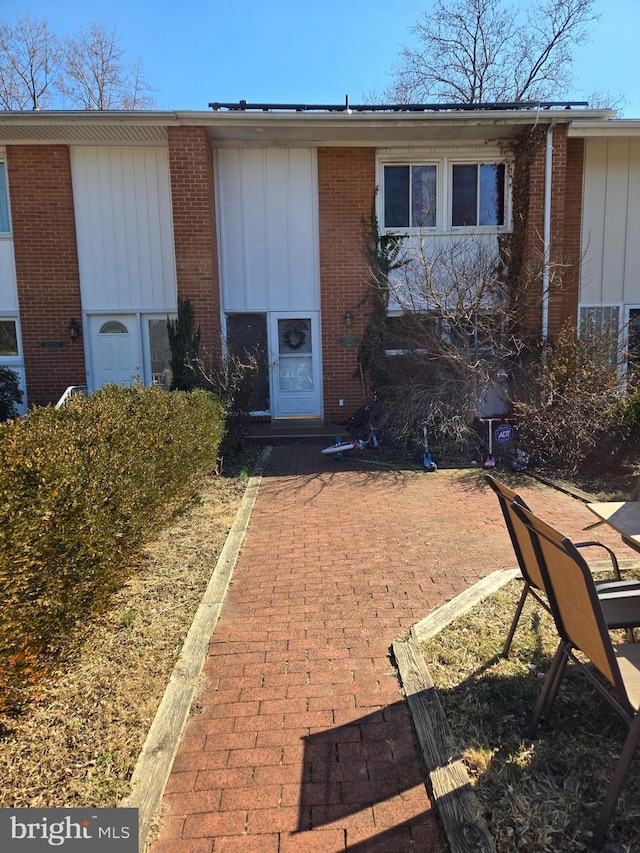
top-left (480, 417), bottom-right (501, 469)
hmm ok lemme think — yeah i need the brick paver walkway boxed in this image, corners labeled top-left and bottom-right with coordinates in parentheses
top-left (147, 445), bottom-right (630, 852)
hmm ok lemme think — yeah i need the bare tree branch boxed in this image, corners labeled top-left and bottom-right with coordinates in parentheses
top-left (57, 23), bottom-right (156, 110)
top-left (388, 0), bottom-right (598, 104)
top-left (0, 15), bottom-right (61, 110)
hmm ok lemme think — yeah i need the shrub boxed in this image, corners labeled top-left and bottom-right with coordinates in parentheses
top-left (0, 383), bottom-right (224, 711)
top-left (620, 387), bottom-right (640, 435)
top-left (510, 323), bottom-right (625, 473)
top-left (0, 367), bottom-right (23, 421)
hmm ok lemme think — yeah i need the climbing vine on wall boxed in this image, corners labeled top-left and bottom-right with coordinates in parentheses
top-left (499, 125), bottom-right (548, 337)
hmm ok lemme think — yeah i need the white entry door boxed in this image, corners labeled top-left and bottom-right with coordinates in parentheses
top-left (89, 315), bottom-right (140, 390)
top-left (270, 313), bottom-right (322, 421)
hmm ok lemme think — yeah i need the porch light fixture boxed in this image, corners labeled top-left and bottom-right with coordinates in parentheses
top-left (344, 310), bottom-right (353, 328)
top-left (68, 318), bottom-right (81, 340)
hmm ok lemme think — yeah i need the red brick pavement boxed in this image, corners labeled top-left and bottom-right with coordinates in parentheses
top-left (147, 445), bottom-right (633, 853)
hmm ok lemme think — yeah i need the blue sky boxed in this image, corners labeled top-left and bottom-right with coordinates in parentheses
top-left (2, 0), bottom-right (640, 116)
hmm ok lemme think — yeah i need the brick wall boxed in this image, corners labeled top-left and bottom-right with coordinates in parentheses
top-left (547, 124), bottom-right (569, 335)
top-left (520, 124), bottom-right (583, 339)
top-left (557, 136), bottom-right (585, 328)
top-left (318, 147), bottom-right (376, 422)
top-left (8, 145), bottom-right (85, 406)
top-left (168, 127), bottom-right (221, 363)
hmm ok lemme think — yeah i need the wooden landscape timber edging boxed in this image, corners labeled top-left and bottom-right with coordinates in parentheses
top-left (393, 567), bottom-right (521, 853)
top-left (410, 567), bottom-right (521, 642)
top-left (123, 447), bottom-right (272, 853)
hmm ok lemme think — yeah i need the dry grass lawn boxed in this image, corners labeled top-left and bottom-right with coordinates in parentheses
top-left (0, 465), bottom-right (250, 809)
top-left (422, 580), bottom-right (640, 852)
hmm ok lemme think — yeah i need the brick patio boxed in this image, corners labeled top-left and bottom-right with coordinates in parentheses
top-left (146, 444), bottom-right (629, 852)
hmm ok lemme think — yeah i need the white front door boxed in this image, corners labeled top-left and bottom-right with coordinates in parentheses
top-left (270, 313), bottom-right (322, 421)
top-left (89, 315), bottom-right (140, 390)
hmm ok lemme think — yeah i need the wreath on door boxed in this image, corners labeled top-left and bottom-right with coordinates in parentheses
top-left (282, 322), bottom-right (307, 350)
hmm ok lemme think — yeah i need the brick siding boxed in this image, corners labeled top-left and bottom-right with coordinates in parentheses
top-left (8, 145), bottom-right (85, 406)
top-left (318, 147), bottom-right (376, 421)
top-left (520, 124), bottom-right (584, 339)
top-left (168, 127), bottom-right (222, 364)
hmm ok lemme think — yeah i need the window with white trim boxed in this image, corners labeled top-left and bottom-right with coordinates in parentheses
top-left (381, 158), bottom-right (508, 232)
top-left (383, 165), bottom-right (437, 229)
top-left (451, 163), bottom-right (505, 227)
top-left (579, 305), bottom-right (620, 369)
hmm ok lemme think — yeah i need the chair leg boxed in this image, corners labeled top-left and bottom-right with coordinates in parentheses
top-left (590, 712), bottom-right (640, 848)
top-left (503, 581), bottom-right (530, 658)
top-left (527, 641), bottom-right (568, 739)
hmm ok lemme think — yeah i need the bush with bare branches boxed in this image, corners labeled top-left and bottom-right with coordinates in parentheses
top-left (357, 226), bottom-right (538, 456)
top-left (510, 322), bottom-right (625, 473)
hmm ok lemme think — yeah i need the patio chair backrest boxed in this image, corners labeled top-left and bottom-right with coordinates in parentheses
top-left (485, 476), bottom-right (546, 591)
top-left (512, 502), bottom-right (619, 689)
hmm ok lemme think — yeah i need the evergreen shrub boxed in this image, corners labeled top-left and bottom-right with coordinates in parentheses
top-left (0, 383), bottom-right (224, 710)
top-left (0, 366), bottom-right (23, 421)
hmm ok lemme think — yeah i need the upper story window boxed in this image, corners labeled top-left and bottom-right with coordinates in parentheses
top-left (383, 165), bottom-right (437, 229)
top-left (452, 163), bottom-right (505, 227)
top-left (381, 156), bottom-right (508, 233)
top-left (0, 163), bottom-right (11, 233)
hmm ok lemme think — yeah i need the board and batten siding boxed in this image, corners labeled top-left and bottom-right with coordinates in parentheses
top-left (581, 137), bottom-right (640, 305)
top-left (216, 148), bottom-right (320, 312)
top-left (70, 147), bottom-right (177, 312)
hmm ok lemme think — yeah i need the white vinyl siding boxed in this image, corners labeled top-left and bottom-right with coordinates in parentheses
top-left (70, 147), bottom-right (177, 311)
top-left (216, 148), bottom-right (320, 312)
top-left (581, 138), bottom-right (640, 306)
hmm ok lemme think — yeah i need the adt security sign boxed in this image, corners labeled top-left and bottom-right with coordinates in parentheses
top-left (495, 423), bottom-right (514, 445)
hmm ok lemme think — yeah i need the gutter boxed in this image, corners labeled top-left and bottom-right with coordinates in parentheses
top-left (541, 118), bottom-right (557, 342)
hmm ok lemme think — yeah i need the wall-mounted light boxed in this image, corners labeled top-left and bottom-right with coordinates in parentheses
top-left (344, 310), bottom-right (353, 328)
top-left (68, 318), bottom-right (81, 340)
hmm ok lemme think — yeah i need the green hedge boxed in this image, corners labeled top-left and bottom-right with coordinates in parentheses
top-left (0, 384), bottom-right (225, 709)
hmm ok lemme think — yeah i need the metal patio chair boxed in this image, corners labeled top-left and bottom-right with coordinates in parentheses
top-left (486, 475), bottom-right (640, 656)
top-left (513, 502), bottom-right (640, 848)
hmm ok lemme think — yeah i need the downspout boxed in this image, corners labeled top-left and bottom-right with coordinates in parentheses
top-left (541, 118), bottom-right (557, 342)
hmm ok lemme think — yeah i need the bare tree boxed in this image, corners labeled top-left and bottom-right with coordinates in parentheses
top-left (57, 23), bottom-right (156, 110)
top-left (0, 14), bottom-right (61, 110)
top-left (388, 0), bottom-right (597, 104)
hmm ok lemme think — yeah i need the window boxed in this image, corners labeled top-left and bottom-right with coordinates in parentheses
top-left (0, 319), bottom-right (18, 356)
top-left (99, 320), bottom-right (128, 334)
top-left (381, 159), bottom-right (507, 231)
top-left (0, 163), bottom-right (10, 233)
top-left (384, 311), bottom-right (502, 357)
top-left (452, 164), bottom-right (505, 227)
top-left (278, 319), bottom-right (312, 392)
top-left (383, 165), bottom-right (437, 229)
top-left (149, 319), bottom-right (172, 389)
top-left (579, 305), bottom-right (620, 369)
